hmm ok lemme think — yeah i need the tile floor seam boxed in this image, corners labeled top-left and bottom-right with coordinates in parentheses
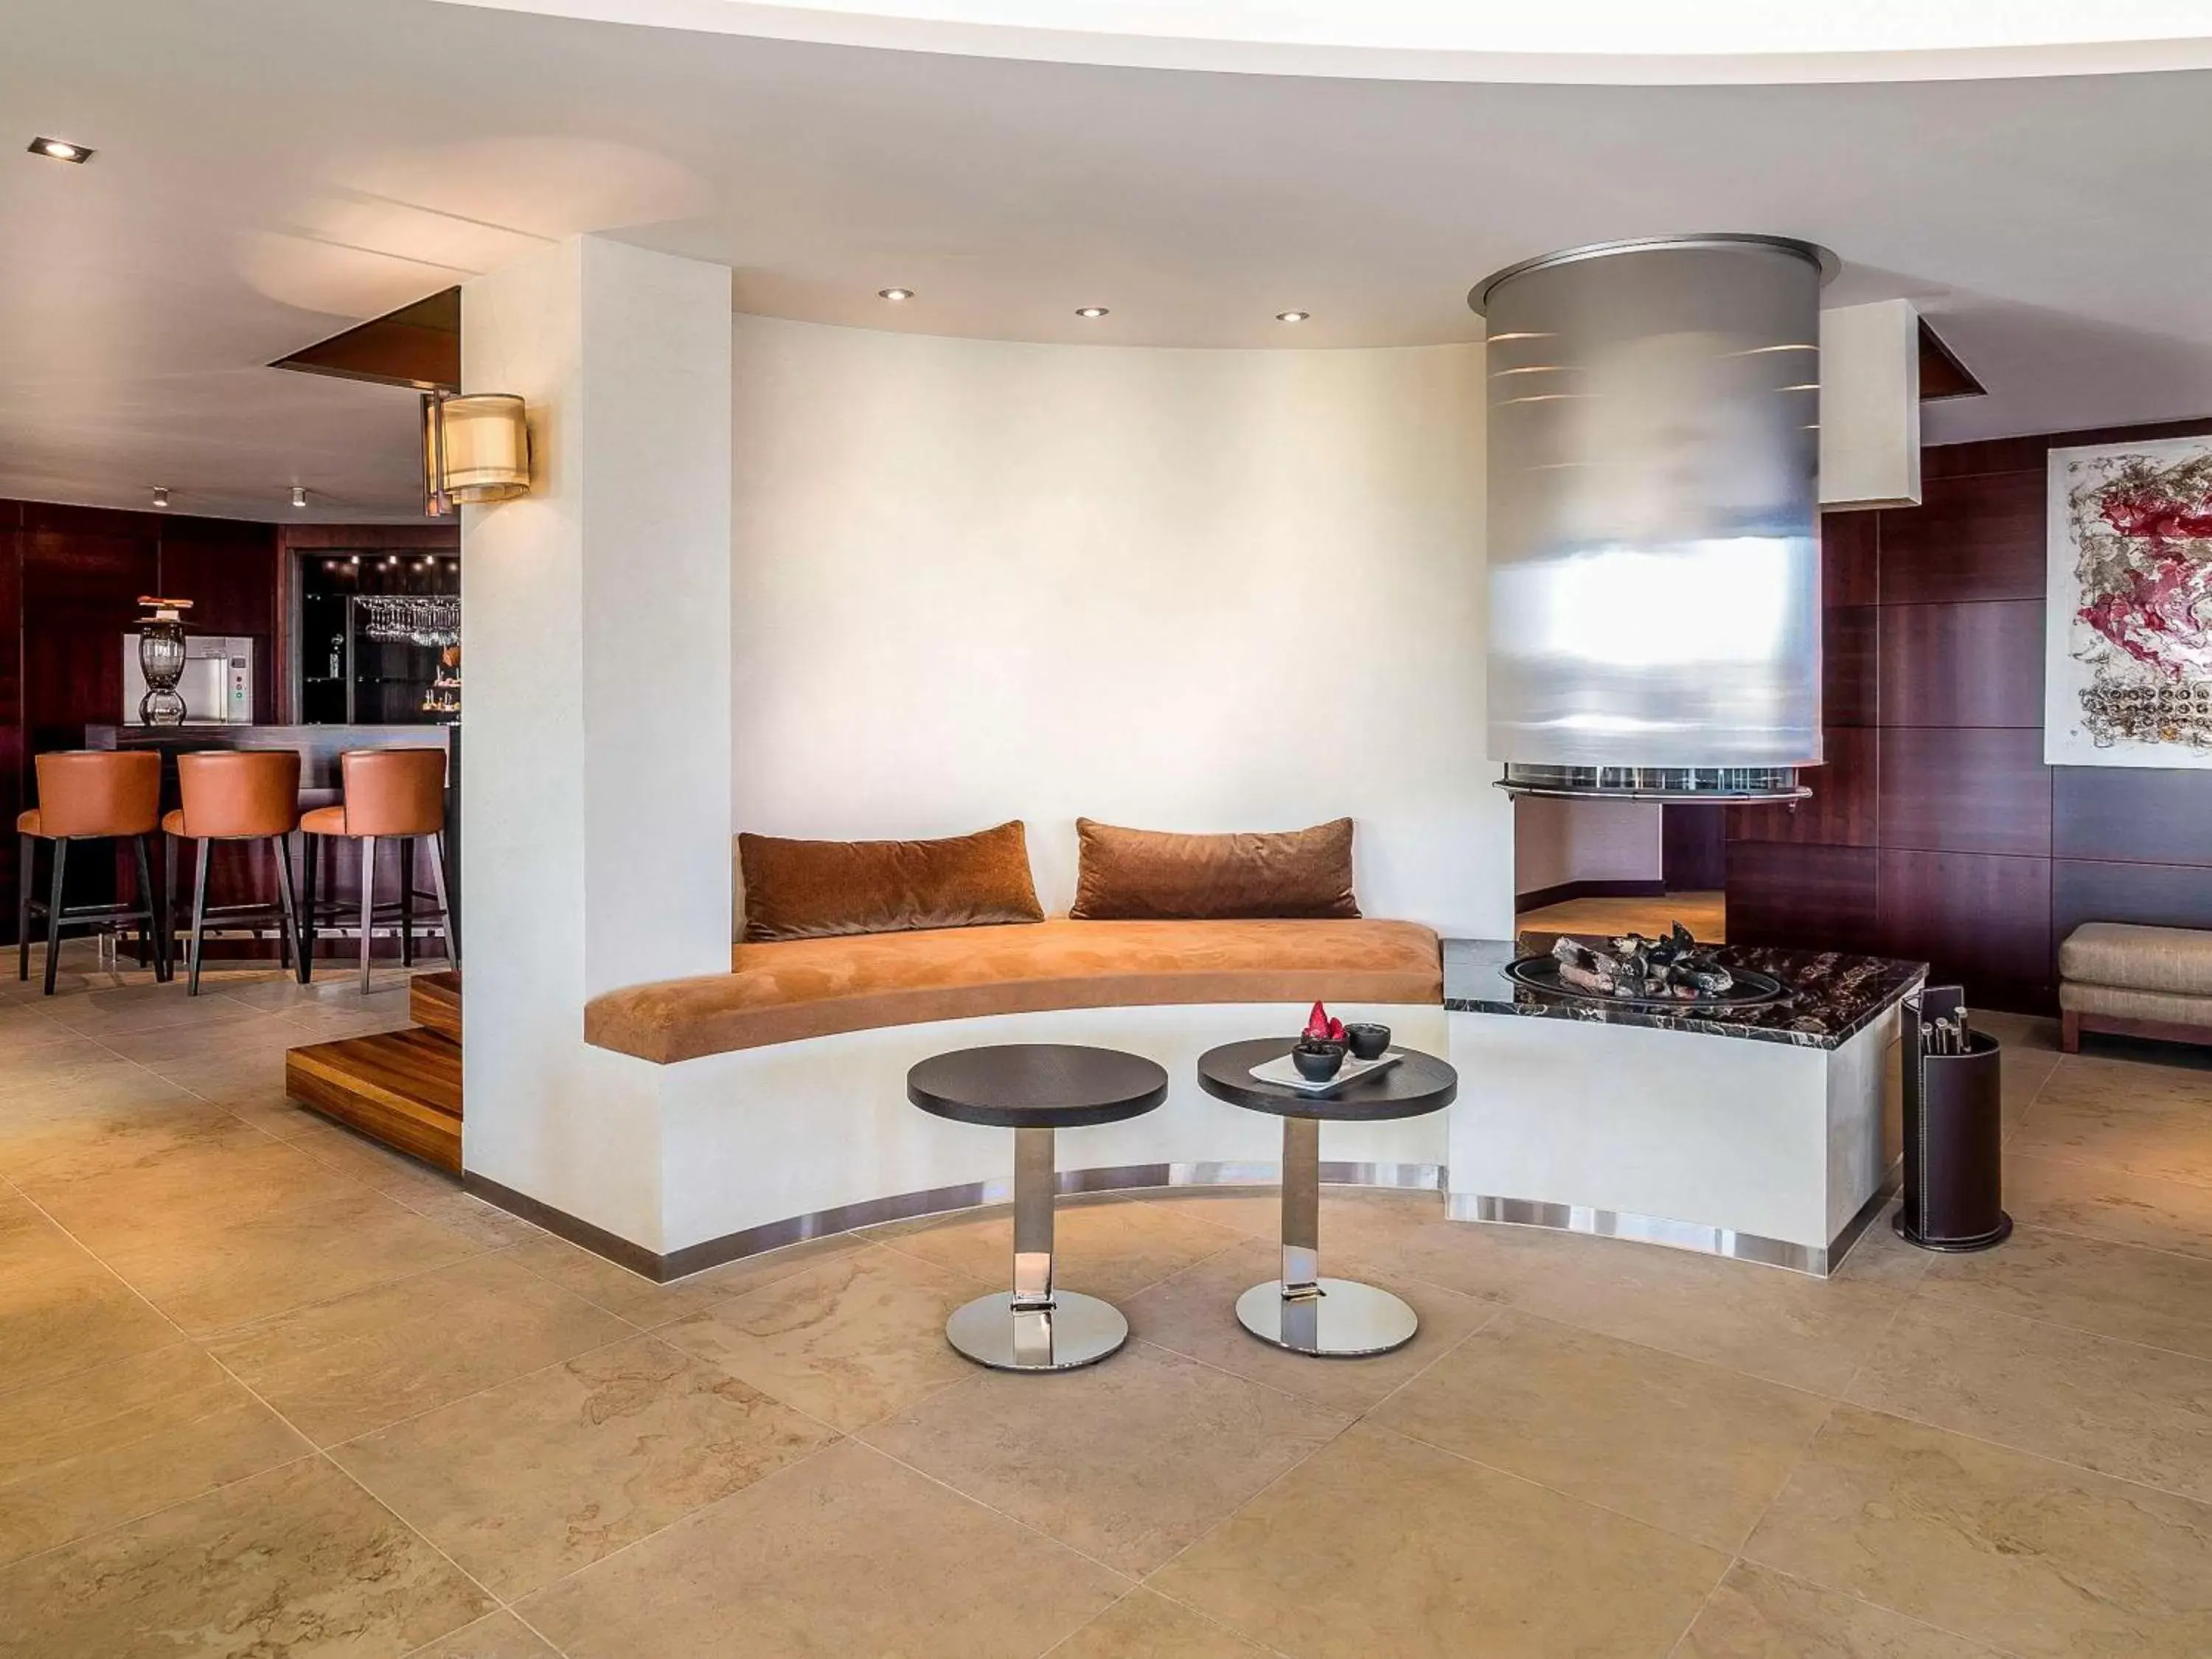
top-left (1812, 1396), bottom-right (2212, 1522)
top-left (1893, 1270), bottom-right (2212, 1360)
top-left (313, 1326), bottom-right (687, 1458)
top-left (849, 1435), bottom-right (1152, 1589)
top-left (488, 1433), bottom-right (860, 1620)
top-left (1725, 1556), bottom-right (2038, 1659)
top-left (1991, 1138), bottom-right (2212, 1196)
top-left (0, 1448), bottom-right (329, 1576)
top-left (1347, 1415), bottom-right (1775, 1568)
top-left (145, 1234), bottom-right (531, 1350)
top-left (309, 1445), bottom-right (521, 1638)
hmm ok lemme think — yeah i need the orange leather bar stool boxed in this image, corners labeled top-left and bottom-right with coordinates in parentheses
top-left (164, 751), bottom-right (305, 996)
top-left (16, 751), bottom-right (169, 995)
top-left (300, 748), bottom-right (456, 993)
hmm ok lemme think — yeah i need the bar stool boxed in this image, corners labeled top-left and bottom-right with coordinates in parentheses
top-left (163, 751), bottom-right (305, 996)
top-left (16, 751), bottom-right (169, 995)
top-left (300, 748), bottom-right (456, 994)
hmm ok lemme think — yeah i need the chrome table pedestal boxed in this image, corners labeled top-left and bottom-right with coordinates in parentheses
top-left (944, 1126), bottom-right (1129, 1371)
top-left (1195, 1037), bottom-right (1458, 1360)
top-left (1234, 1114), bottom-right (1420, 1357)
top-left (906, 1043), bottom-right (1170, 1375)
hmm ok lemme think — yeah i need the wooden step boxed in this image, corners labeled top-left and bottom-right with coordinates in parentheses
top-left (411, 970), bottom-right (462, 1044)
top-left (287, 1026), bottom-right (462, 1173)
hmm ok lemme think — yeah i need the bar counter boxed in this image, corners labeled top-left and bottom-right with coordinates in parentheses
top-left (85, 723), bottom-right (460, 959)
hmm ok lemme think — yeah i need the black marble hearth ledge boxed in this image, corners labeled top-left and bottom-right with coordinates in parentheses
top-left (1442, 936), bottom-right (1928, 1051)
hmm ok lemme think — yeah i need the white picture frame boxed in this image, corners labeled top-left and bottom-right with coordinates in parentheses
top-left (2045, 434), bottom-right (2212, 769)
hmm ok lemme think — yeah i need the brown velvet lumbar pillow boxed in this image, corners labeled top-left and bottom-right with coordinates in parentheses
top-left (1069, 817), bottom-right (1360, 921)
top-left (740, 821), bottom-right (1045, 942)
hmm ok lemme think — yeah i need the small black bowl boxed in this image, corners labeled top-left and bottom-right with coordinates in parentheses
top-left (1290, 1042), bottom-right (1345, 1082)
top-left (1343, 1023), bottom-right (1391, 1061)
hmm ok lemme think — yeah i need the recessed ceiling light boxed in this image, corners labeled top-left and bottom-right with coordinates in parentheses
top-left (383, 556), bottom-right (398, 568)
top-left (1276, 311), bottom-right (1310, 324)
top-left (29, 136), bottom-right (91, 163)
top-left (150, 487), bottom-right (170, 509)
top-left (1075, 307), bottom-right (1110, 319)
top-left (291, 486), bottom-right (308, 509)
top-left (877, 287), bottom-right (914, 302)
top-left (348, 555), bottom-right (361, 567)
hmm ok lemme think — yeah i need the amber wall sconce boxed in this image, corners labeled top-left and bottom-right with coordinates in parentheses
top-left (422, 392), bottom-right (532, 515)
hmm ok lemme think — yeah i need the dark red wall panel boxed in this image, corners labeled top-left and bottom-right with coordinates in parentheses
top-left (1877, 726), bottom-right (2051, 858)
top-left (1876, 469), bottom-right (2044, 604)
top-left (1725, 841), bottom-right (1879, 953)
top-left (1878, 599), bottom-right (2044, 729)
top-left (1877, 849), bottom-right (2053, 1009)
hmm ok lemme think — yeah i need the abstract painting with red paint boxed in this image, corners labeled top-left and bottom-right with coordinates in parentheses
top-left (2047, 436), bottom-right (2212, 767)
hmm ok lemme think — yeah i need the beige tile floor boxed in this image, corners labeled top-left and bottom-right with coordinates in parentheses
top-left (4, 943), bottom-right (2212, 1656)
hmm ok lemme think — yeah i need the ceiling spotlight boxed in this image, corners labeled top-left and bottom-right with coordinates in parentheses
top-left (1276, 311), bottom-right (1310, 324)
top-left (29, 136), bottom-right (91, 163)
top-left (383, 555), bottom-right (398, 568)
top-left (348, 555), bottom-right (361, 567)
top-left (291, 485), bottom-right (310, 509)
top-left (151, 487), bottom-right (170, 509)
top-left (1074, 307), bottom-right (1110, 319)
top-left (877, 288), bottom-right (914, 302)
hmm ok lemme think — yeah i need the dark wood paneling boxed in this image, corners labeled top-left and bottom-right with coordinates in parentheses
top-left (159, 521), bottom-right (280, 726)
top-left (1877, 469), bottom-right (2044, 604)
top-left (1879, 726), bottom-right (2051, 858)
top-left (1825, 605), bottom-right (1877, 727)
top-left (2053, 767), bottom-right (2212, 866)
top-left (0, 511), bottom-right (20, 941)
top-left (2053, 858), bottom-right (2212, 942)
top-left (1727, 418), bottom-right (2212, 1014)
top-left (1660, 804), bottom-right (1725, 890)
top-left (1821, 509), bottom-right (1879, 608)
top-left (1878, 599), bottom-right (2044, 728)
top-left (1924, 418), bottom-right (2212, 482)
top-left (21, 526), bottom-right (160, 761)
top-left (1877, 850), bottom-right (2054, 1011)
top-left (1723, 841), bottom-right (1878, 953)
top-left (1731, 726), bottom-right (1875, 846)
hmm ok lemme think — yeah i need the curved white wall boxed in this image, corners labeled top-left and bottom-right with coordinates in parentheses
top-left (729, 316), bottom-right (1510, 939)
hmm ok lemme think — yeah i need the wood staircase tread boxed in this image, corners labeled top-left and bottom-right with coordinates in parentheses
top-left (409, 970), bottom-right (462, 1043)
top-left (287, 1026), bottom-right (462, 1173)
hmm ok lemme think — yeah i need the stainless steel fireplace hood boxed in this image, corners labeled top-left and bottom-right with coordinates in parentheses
top-left (1474, 235), bottom-right (1832, 804)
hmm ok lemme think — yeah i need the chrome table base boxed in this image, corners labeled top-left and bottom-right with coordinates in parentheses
top-left (946, 1290), bottom-right (1129, 1371)
top-left (1235, 1277), bottom-right (1419, 1357)
top-left (1239, 1114), bottom-right (1421, 1357)
top-left (945, 1124), bottom-right (1130, 1372)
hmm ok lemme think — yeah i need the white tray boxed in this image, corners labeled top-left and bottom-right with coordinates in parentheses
top-left (1249, 1048), bottom-right (1404, 1096)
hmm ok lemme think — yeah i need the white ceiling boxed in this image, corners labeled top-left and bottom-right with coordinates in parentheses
top-left (4, 0), bottom-right (2211, 521)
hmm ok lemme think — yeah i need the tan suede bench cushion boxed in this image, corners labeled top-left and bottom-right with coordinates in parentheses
top-left (2059, 922), bottom-right (2212, 999)
top-left (585, 917), bottom-right (1444, 1065)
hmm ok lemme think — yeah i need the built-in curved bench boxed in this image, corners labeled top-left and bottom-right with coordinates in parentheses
top-left (532, 917), bottom-right (1446, 1279)
top-left (585, 917), bottom-right (1443, 1062)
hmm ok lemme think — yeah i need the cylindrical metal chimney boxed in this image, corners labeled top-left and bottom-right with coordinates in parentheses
top-left (1473, 234), bottom-right (1834, 802)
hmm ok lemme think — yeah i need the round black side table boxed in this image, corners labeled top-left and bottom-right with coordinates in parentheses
top-left (908, 1043), bottom-right (1169, 1371)
top-left (1197, 1038), bottom-right (1457, 1357)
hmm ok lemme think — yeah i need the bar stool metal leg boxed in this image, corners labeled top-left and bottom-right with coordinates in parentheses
top-left (358, 835), bottom-right (377, 994)
top-left (43, 837), bottom-right (69, 995)
top-left (429, 831), bottom-right (458, 967)
top-left (1234, 1114), bottom-right (1420, 1357)
top-left (187, 838), bottom-right (212, 996)
top-left (272, 834), bottom-right (305, 986)
top-left (15, 834), bottom-right (29, 982)
top-left (398, 837), bottom-right (414, 967)
top-left (300, 835), bottom-right (317, 984)
top-left (130, 833), bottom-right (169, 983)
top-left (942, 1126), bottom-right (1129, 1372)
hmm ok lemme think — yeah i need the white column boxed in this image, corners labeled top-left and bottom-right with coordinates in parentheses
top-left (459, 234), bottom-right (731, 1251)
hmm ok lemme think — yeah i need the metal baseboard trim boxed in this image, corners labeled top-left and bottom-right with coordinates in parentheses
top-left (1449, 1166), bottom-right (1902, 1279)
top-left (469, 1161), bottom-right (1447, 1285)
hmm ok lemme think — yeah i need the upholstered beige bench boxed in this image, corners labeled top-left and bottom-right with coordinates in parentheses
top-left (2059, 922), bottom-right (2212, 1053)
top-left (585, 917), bottom-right (1443, 1063)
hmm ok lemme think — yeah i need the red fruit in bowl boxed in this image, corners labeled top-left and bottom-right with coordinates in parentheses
top-left (1328, 1017), bottom-right (1346, 1042)
top-left (1304, 1001), bottom-right (1332, 1041)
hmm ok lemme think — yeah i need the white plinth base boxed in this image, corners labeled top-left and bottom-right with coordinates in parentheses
top-left (1446, 1008), bottom-right (1902, 1276)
